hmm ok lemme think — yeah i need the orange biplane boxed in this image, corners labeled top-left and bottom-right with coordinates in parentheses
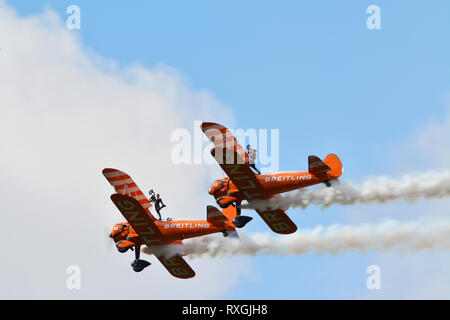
top-left (201, 122), bottom-right (343, 235)
top-left (103, 168), bottom-right (238, 278)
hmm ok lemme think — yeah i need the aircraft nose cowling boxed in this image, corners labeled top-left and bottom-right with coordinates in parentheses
top-left (216, 195), bottom-right (238, 208)
top-left (116, 240), bottom-right (135, 253)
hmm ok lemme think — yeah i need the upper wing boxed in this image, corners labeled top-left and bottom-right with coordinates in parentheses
top-left (155, 254), bottom-right (196, 279)
top-left (201, 122), bottom-right (249, 162)
top-left (211, 148), bottom-right (297, 234)
top-left (102, 168), bottom-right (154, 219)
top-left (110, 194), bottom-right (163, 245)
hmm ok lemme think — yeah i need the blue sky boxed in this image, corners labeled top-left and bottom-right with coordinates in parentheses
top-left (7, 1), bottom-right (450, 298)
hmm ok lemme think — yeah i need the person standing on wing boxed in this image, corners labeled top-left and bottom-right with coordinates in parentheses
top-left (247, 144), bottom-right (261, 175)
top-left (149, 189), bottom-right (166, 220)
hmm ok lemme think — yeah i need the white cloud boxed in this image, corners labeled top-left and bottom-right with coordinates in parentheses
top-left (361, 104), bottom-right (450, 299)
top-left (415, 107), bottom-right (450, 168)
top-left (0, 2), bottom-right (247, 299)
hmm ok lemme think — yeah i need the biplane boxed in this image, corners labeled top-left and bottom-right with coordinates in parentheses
top-left (201, 122), bottom-right (343, 235)
top-left (103, 168), bottom-right (238, 278)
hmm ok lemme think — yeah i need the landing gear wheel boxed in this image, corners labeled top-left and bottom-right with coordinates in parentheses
top-left (130, 245), bottom-right (150, 272)
top-left (131, 259), bottom-right (151, 272)
top-left (232, 215), bottom-right (253, 228)
top-left (116, 245), bottom-right (130, 253)
top-left (221, 229), bottom-right (239, 238)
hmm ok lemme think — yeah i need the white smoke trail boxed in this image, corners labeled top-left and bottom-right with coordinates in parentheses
top-left (178, 218), bottom-right (450, 258)
top-left (242, 171), bottom-right (450, 210)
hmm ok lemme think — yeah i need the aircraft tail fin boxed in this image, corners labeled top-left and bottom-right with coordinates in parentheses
top-left (206, 206), bottom-right (228, 224)
top-left (220, 205), bottom-right (239, 222)
top-left (207, 206), bottom-right (241, 237)
top-left (308, 155), bottom-right (331, 176)
top-left (206, 205), bottom-right (238, 224)
top-left (323, 154), bottom-right (343, 178)
top-left (308, 154), bottom-right (343, 178)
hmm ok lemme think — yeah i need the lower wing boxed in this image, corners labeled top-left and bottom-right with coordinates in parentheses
top-left (110, 194), bottom-right (164, 245)
top-left (211, 147), bottom-right (298, 234)
top-left (143, 241), bottom-right (196, 279)
top-left (155, 254), bottom-right (196, 279)
top-left (255, 208), bottom-right (298, 234)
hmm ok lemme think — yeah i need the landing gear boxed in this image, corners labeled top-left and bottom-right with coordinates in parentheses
top-left (232, 215), bottom-right (253, 228)
top-left (324, 180), bottom-right (331, 187)
top-left (131, 246), bottom-right (151, 272)
top-left (222, 229), bottom-right (240, 238)
top-left (132, 260), bottom-right (151, 272)
top-left (231, 201), bottom-right (253, 228)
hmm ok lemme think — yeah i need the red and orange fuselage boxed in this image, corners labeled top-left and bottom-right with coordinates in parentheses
top-left (110, 219), bottom-right (235, 247)
top-left (209, 171), bottom-right (332, 208)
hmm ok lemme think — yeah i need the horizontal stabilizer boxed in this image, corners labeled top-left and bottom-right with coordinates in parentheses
top-left (206, 205), bottom-right (228, 224)
top-left (308, 155), bottom-right (331, 176)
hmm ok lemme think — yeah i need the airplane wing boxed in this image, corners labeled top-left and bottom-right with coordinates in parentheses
top-left (143, 241), bottom-right (196, 279)
top-left (211, 147), bottom-right (297, 234)
top-left (201, 122), bottom-right (249, 162)
top-left (155, 254), bottom-right (196, 279)
top-left (110, 194), bottom-right (163, 245)
top-left (254, 208), bottom-right (298, 234)
top-left (103, 168), bottom-right (154, 218)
